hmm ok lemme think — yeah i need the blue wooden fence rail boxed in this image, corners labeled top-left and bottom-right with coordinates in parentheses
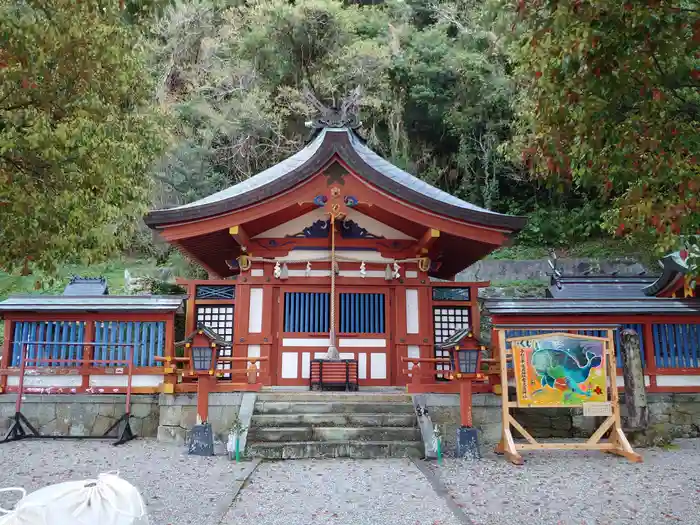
top-left (12, 321), bottom-right (85, 367)
top-left (10, 320), bottom-right (166, 368)
top-left (93, 321), bottom-right (166, 367)
top-left (653, 323), bottom-right (700, 369)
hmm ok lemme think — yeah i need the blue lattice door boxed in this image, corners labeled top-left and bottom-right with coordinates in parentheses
top-left (276, 286), bottom-right (391, 386)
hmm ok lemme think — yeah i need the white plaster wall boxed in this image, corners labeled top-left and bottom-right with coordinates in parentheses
top-left (406, 289), bottom-right (419, 334)
top-left (8, 376), bottom-right (82, 387)
top-left (89, 375), bottom-right (164, 387)
top-left (247, 344), bottom-right (261, 370)
top-left (370, 353), bottom-right (387, 379)
top-left (248, 288), bottom-right (264, 333)
top-left (407, 345), bottom-right (421, 371)
top-left (656, 375), bottom-right (700, 387)
top-left (281, 353), bottom-right (298, 379)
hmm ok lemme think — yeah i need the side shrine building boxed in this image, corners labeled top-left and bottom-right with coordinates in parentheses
top-left (144, 123), bottom-right (526, 388)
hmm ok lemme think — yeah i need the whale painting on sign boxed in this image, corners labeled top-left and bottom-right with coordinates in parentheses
top-left (512, 335), bottom-right (607, 407)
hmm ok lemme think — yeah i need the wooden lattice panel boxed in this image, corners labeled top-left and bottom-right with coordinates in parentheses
top-left (196, 305), bottom-right (234, 375)
top-left (433, 306), bottom-right (471, 374)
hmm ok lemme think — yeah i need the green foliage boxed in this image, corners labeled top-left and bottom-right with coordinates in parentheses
top-left (494, 0), bottom-right (699, 254)
top-left (0, 0), bottom-right (168, 273)
top-left (149, 0), bottom-right (532, 214)
top-left (512, 202), bottom-right (603, 247)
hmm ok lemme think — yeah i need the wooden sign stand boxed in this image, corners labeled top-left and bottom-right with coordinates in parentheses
top-left (494, 329), bottom-right (642, 465)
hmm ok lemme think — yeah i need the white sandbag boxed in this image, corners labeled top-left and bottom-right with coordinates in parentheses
top-left (0, 472), bottom-right (148, 525)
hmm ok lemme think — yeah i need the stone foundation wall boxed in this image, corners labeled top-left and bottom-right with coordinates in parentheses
top-left (0, 394), bottom-right (159, 438)
top-left (2, 392), bottom-right (698, 450)
top-left (423, 392), bottom-right (700, 453)
top-left (157, 393), bottom-right (243, 444)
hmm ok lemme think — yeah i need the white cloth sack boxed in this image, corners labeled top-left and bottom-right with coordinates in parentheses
top-left (0, 472), bottom-right (148, 525)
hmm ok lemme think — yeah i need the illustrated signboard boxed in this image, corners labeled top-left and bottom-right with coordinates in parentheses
top-left (493, 329), bottom-right (641, 465)
top-left (512, 335), bottom-right (607, 407)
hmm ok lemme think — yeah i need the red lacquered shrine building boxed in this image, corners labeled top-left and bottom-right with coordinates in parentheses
top-left (145, 113), bottom-right (525, 388)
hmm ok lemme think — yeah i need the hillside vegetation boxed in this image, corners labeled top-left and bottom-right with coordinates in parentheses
top-left (0, 0), bottom-right (696, 275)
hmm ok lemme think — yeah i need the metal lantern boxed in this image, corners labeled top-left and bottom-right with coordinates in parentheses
top-left (191, 347), bottom-right (212, 371)
top-left (192, 344), bottom-right (217, 371)
top-left (456, 347), bottom-right (481, 377)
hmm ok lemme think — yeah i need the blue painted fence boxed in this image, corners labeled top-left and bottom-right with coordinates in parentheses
top-left (284, 292), bottom-right (330, 333)
top-left (93, 321), bottom-right (166, 367)
top-left (11, 320), bottom-right (166, 368)
top-left (339, 293), bottom-right (385, 334)
top-left (653, 323), bottom-right (700, 369)
top-left (12, 321), bottom-right (86, 367)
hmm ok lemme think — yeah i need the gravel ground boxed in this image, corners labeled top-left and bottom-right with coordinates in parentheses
top-left (0, 440), bottom-right (250, 525)
top-left (430, 438), bottom-right (700, 525)
top-left (221, 458), bottom-right (461, 525)
top-left (3, 439), bottom-right (700, 525)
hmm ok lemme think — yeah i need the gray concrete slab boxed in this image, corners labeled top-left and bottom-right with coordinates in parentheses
top-left (220, 458), bottom-right (461, 525)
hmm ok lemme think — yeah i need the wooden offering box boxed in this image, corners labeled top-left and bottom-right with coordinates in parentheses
top-left (310, 359), bottom-right (359, 391)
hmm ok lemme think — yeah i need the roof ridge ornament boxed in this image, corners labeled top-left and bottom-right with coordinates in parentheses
top-left (303, 87), bottom-right (362, 130)
top-left (547, 251), bottom-right (562, 289)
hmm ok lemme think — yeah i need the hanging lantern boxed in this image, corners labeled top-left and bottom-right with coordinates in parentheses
top-left (384, 264), bottom-right (393, 281)
top-left (273, 261), bottom-right (281, 279)
top-left (280, 263), bottom-right (289, 280)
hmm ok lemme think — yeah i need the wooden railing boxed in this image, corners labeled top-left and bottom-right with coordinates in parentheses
top-left (155, 355), bottom-right (269, 393)
top-left (400, 356), bottom-right (495, 394)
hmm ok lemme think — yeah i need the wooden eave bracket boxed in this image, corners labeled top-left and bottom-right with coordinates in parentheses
top-left (416, 228), bottom-right (440, 255)
top-left (229, 225), bottom-right (251, 252)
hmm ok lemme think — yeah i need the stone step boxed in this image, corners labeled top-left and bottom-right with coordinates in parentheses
top-left (251, 412), bottom-right (417, 428)
top-left (256, 392), bottom-right (411, 403)
top-left (255, 401), bottom-right (415, 415)
top-left (246, 440), bottom-right (424, 459)
top-left (249, 426), bottom-right (421, 442)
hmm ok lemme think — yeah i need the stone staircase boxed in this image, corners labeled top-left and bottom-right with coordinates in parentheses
top-left (245, 392), bottom-right (423, 459)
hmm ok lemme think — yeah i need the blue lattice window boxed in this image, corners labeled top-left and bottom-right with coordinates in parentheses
top-left (284, 293), bottom-right (330, 333)
top-left (339, 293), bottom-right (386, 334)
top-left (432, 287), bottom-right (470, 301)
top-left (195, 285), bottom-right (235, 300)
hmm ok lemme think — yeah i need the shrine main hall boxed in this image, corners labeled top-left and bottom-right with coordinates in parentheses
top-left (143, 118), bottom-right (525, 388)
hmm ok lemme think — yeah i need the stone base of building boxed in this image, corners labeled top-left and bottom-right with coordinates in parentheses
top-left (1, 393), bottom-right (698, 452)
top-left (425, 393), bottom-right (700, 453)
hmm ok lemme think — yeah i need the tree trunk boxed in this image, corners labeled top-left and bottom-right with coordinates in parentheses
top-left (620, 329), bottom-right (648, 432)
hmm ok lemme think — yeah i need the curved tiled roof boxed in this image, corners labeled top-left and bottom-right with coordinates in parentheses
top-left (145, 128), bottom-right (526, 231)
top-left (642, 252), bottom-right (690, 296)
top-left (0, 295), bottom-right (186, 313)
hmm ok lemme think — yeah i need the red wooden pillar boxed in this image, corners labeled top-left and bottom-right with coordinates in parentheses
top-left (257, 284), bottom-right (274, 385)
top-left (459, 379), bottom-right (473, 427)
top-left (196, 375), bottom-right (216, 423)
top-left (81, 320), bottom-right (95, 390)
top-left (233, 282), bottom-right (251, 381)
top-left (185, 281), bottom-right (196, 335)
top-left (470, 285), bottom-right (481, 338)
top-left (163, 314), bottom-right (177, 393)
top-left (0, 319), bottom-right (11, 393)
top-left (643, 322), bottom-right (657, 390)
